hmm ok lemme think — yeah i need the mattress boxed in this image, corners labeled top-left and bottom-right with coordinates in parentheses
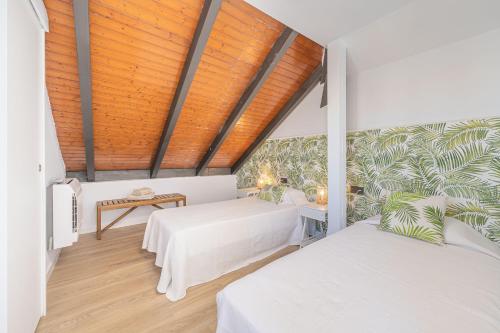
top-left (216, 222), bottom-right (500, 333)
top-left (142, 197), bottom-right (302, 301)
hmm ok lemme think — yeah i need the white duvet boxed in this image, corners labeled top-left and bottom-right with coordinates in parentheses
top-left (142, 197), bottom-right (302, 301)
top-left (217, 223), bottom-right (500, 333)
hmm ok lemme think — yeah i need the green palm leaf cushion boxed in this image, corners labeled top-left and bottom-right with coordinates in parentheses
top-left (257, 185), bottom-right (287, 204)
top-left (379, 192), bottom-right (446, 245)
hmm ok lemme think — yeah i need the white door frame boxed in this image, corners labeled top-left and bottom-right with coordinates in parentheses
top-left (2, 1), bottom-right (49, 329)
top-left (30, 0), bottom-right (50, 318)
top-left (40, 40), bottom-right (47, 317)
top-left (29, 0), bottom-right (50, 316)
top-left (0, 0), bottom-right (8, 330)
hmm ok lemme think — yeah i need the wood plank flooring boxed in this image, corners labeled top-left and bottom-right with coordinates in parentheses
top-left (37, 224), bottom-right (297, 333)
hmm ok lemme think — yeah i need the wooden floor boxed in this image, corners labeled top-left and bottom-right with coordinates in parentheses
top-left (37, 224), bottom-right (297, 333)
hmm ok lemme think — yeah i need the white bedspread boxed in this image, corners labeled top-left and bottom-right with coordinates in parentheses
top-left (142, 197), bottom-right (302, 301)
top-left (217, 223), bottom-right (500, 333)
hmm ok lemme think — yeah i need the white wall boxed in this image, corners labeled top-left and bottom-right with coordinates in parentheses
top-left (270, 84), bottom-right (327, 139)
top-left (45, 91), bottom-right (66, 277)
top-left (6, 0), bottom-right (46, 331)
top-left (0, 0), bottom-right (8, 330)
top-left (45, 93), bottom-right (66, 187)
top-left (79, 175), bottom-right (237, 234)
top-left (348, 28), bottom-right (500, 131)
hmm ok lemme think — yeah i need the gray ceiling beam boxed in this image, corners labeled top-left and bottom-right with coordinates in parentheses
top-left (231, 65), bottom-right (323, 174)
top-left (150, 0), bottom-right (222, 178)
top-left (196, 27), bottom-right (298, 176)
top-left (73, 0), bottom-right (95, 182)
top-left (320, 48), bottom-right (328, 108)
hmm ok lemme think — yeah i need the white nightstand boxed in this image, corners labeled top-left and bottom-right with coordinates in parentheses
top-left (300, 203), bottom-right (328, 247)
top-left (237, 187), bottom-right (261, 199)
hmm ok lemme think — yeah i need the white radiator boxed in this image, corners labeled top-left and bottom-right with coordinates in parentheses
top-left (53, 178), bottom-right (83, 249)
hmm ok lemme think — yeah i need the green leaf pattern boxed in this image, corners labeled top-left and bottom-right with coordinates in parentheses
top-left (236, 117), bottom-right (499, 245)
top-left (379, 193), bottom-right (446, 245)
top-left (348, 117), bottom-right (500, 245)
top-left (236, 135), bottom-right (327, 198)
top-left (257, 185), bottom-right (287, 204)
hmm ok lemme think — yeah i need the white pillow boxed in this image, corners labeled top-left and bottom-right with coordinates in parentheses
top-left (281, 188), bottom-right (309, 206)
top-left (444, 217), bottom-right (500, 260)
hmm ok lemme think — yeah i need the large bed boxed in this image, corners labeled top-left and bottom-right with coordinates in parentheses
top-left (142, 197), bottom-right (303, 301)
top-left (216, 222), bottom-right (500, 333)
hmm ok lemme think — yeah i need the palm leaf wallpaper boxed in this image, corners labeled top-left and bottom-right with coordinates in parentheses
top-left (236, 117), bottom-right (499, 244)
top-left (347, 117), bottom-right (500, 244)
top-left (236, 135), bottom-right (327, 198)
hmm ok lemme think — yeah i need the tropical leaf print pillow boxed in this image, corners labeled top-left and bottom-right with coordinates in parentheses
top-left (379, 192), bottom-right (447, 245)
top-left (258, 185), bottom-right (287, 204)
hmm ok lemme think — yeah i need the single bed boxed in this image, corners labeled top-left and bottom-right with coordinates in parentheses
top-left (216, 221), bottom-right (500, 333)
top-left (142, 196), bottom-right (304, 301)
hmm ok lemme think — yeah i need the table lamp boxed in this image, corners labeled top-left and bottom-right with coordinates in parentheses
top-left (316, 186), bottom-right (327, 205)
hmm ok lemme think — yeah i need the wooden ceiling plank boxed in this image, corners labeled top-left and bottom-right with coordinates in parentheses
top-left (231, 65), bottom-right (323, 174)
top-left (45, 0), bottom-right (85, 172)
top-left (150, 0), bottom-right (222, 178)
top-left (72, 0), bottom-right (95, 181)
top-left (195, 27), bottom-right (298, 176)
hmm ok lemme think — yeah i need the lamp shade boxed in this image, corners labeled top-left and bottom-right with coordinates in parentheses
top-left (316, 186), bottom-right (328, 205)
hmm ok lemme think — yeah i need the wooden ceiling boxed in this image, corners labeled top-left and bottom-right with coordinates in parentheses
top-left (45, 0), bottom-right (324, 179)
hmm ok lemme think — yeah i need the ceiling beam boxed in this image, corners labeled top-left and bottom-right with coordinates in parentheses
top-left (196, 27), bottom-right (298, 176)
top-left (320, 48), bottom-right (328, 108)
top-left (72, 0), bottom-right (95, 181)
top-left (150, 0), bottom-right (222, 178)
top-left (231, 65), bottom-right (323, 174)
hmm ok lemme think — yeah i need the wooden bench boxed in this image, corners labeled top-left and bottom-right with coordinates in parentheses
top-left (96, 193), bottom-right (186, 240)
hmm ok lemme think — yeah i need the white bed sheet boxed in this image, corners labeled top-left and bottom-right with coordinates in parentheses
top-left (217, 222), bottom-right (500, 333)
top-left (142, 197), bottom-right (302, 301)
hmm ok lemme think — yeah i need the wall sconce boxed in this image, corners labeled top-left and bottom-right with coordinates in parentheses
top-left (349, 185), bottom-right (364, 195)
top-left (257, 174), bottom-right (273, 189)
top-left (316, 186), bottom-right (328, 205)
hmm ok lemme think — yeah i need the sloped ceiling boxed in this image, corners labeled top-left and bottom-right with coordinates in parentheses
top-left (244, 0), bottom-right (414, 45)
top-left (342, 0), bottom-right (500, 73)
top-left (45, 0), bottom-right (323, 176)
top-left (246, 0), bottom-right (500, 73)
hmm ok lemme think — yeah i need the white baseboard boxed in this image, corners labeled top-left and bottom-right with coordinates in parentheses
top-left (79, 219), bottom-right (147, 235)
top-left (46, 248), bottom-right (61, 280)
